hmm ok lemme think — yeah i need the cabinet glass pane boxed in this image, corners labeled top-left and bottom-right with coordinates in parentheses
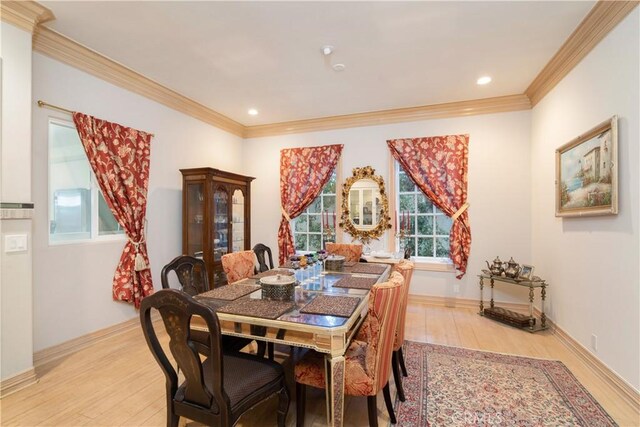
top-left (214, 188), bottom-right (229, 261)
top-left (186, 183), bottom-right (205, 257)
top-left (231, 189), bottom-right (245, 253)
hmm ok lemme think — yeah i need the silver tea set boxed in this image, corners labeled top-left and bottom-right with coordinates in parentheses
top-left (485, 256), bottom-right (521, 279)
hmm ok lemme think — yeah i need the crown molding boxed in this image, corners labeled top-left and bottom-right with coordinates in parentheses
top-left (32, 26), bottom-right (245, 137)
top-left (526, 1), bottom-right (639, 106)
top-left (0, 1), bottom-right (53, 33)
top-left (244, 94), bottom-right (531, 138)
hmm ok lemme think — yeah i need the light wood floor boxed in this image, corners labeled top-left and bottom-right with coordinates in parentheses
top-left (1, 302), bottom-right (638, 426)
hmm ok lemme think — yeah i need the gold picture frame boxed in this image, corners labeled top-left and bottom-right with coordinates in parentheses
top-left (555, 116), bottom-right (618, 217)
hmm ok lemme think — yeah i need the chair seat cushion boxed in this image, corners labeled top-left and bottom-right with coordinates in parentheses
top-left (178, 352), bottom-right (284, 412)
top-left (294, 340), bottom-right (376, 396)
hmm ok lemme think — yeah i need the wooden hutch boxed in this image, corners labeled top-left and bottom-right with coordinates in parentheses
top-left (180, 168), bottom-right (254, 287)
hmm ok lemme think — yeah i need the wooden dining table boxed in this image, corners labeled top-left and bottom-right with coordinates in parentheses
top-left (191, 262), bottom-right (391, 427)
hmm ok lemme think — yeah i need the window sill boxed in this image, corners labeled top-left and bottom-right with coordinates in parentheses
top-left (410, 257), bottom-right (455, 273)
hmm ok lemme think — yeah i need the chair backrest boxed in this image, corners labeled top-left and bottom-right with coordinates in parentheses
top-left (392, 260), bottom-right (415, 351)
top-left (358, 271), bottom-right (404, 393)
top-left (221, 250), bottom-right (256, 283)
top-left (161, 255), bottom-right (210, 296)
top-left (325, 243), bottom-right (363, 263)
top-left (140, 289), bottom-right (231, 425)
top-left (252, 243), bottom-right (274, 273)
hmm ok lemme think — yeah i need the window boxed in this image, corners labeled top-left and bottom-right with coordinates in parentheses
top-left (292, 172), bottom-right (337, 252)
top-left (396, 162), bottom-right (452, 260)
top-left (49, 119), bottom-right (124, 244)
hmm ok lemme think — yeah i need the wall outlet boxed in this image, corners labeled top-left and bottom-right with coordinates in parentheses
top-left (4, 234), bottom-right (28, 253)
top-left (453, 283), bottom-right (460, 294)
top-left (591, 334), bottom-right (598, 352)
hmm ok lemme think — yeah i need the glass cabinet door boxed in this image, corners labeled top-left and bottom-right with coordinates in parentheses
top-left (213, 187), bottom-right (229, 261)
top-left (186, 182), bottom-right (205, 257)
top-left (231, 189), bottom-right (245, 252)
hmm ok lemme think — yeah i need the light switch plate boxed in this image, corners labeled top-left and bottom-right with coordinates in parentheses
top-left (5, 234), bottom-right (28, 253)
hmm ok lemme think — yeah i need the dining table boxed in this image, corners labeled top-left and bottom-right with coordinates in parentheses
top-left (191, 261), bottom-right (391, 427)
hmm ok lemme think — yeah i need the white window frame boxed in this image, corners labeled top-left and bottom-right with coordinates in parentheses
top-left (48, 118), bottom-right (126, 246)
top-left (388, 157), bottom-right (454, 272)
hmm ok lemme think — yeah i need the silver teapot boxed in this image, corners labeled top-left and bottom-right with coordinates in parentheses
top-left (503, 257), bottom-right (521, 279)
top-left (485, 256), bottom-right (504, 276)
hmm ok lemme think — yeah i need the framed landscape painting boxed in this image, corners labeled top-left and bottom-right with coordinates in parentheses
top-left (556, 116), bottom-right (618, 217)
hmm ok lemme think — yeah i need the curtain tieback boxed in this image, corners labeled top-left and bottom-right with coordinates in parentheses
top-left (130, 221), bottom-right (148, 271)
top-left (281, 206), bottom-right (292, 222)
top-left (451, 203), bottom-right (469, 221)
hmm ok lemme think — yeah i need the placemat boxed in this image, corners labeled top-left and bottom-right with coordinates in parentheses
top-left (217, 299), bottom-right (295, 320)
top-left (198, 284), bottom-right (260, 301)
top-left (300, 295), bottom-right (361, 318)
top-left (332, 276), bottom-right (378, 290)
top-left (250, 269), bottom-right (295, 280)
top-left (347, 263), bottom-right (388, 275)
top-left (343, 261), bottom-right (357, 267)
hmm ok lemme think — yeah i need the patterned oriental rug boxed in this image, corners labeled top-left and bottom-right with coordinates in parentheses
top-left (392, 342), bottom-right (617, 426)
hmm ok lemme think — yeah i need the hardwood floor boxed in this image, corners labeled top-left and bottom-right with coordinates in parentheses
top-left (1, 302), bottom-right (638, 426)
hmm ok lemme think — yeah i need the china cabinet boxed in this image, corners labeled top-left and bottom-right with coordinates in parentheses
top-left (180, 168), bottom-right (254, 287)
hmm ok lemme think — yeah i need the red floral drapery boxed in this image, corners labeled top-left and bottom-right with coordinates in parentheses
top-left (278, 144), bottom-right (343, 265)
top-left (73, 113), bottom-right (153, 308)
top-left (387, 135), bottom-right (471, 278)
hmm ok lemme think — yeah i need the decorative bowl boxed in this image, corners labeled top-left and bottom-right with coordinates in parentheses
top-left (324, 255), bottom-right (346, 271)
top-left (260, 274), bottom-right (296, 301)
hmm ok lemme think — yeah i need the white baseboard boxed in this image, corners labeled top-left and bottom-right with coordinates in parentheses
top-left (408, 293), bottom-right (640, 414)
top-left (0, 368), bottom-right (37, 398)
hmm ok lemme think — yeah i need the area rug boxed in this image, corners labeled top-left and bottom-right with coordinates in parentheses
top-left (392, 341), bottom-right (617, 426)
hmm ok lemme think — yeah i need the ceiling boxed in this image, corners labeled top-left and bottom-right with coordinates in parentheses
top-left (41, 1), bottom-right (595, 126)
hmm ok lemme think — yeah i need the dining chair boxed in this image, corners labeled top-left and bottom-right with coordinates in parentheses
top-left (253, 243), bottom-right (274, 273)
top-left (222, 250), bottom-right (257, 283)
top-left (161, 255), bottom-right (251, 353)
top-left (140, 289), bottom-right (289, 427)
top-left (390, 260), bottom-right (415, 402)
top-left (325, 242), bottom-right (363, 263)
top-left (294, 271), bottom-right (405, 427)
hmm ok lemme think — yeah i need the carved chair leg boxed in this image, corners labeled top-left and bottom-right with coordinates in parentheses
top-left (296, 382), bottom-right (306, 427)
top-left (166, 399), bottom-right (179, 427)
top-left (256, 341), bottom-right (267, 358)
top-left (277, 382), bottom-right (290, 427)
top-left (392, 351), bottom-right (406, 402)
top-left (383, 383), bottom-right (397, 424)
top-left (398, 347), bottom-right (408, 377)
top-left (268, 342), bottom-right (275, 360)
top-left (367, 395), bottom-right (379, 427)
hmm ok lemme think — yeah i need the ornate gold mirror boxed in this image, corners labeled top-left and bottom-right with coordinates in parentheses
top-left (339, 166), bottom-right (391, 243)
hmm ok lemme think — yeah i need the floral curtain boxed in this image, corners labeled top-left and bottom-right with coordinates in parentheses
top-left (387, 135), bottom-right (471, 278)
top-left (278, 144), bottom-right (343, 265)
top-left (73, 113), bottom-right (153, 308)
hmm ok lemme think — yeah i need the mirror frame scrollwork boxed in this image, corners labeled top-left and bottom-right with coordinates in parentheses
top-left (339, 166), bottom-right (392, 243)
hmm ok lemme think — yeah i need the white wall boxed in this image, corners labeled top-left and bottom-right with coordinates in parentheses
top-left (0, 22), bottom-right (35, 381)
top-left (31, 53), bottom-right (244, 351)
top-left (531, 9), bottom-right (639, 389)
top-left (244, 110), bottom-right (533, 303)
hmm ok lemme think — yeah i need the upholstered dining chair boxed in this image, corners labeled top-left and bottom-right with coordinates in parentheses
top-left (253, 243), bottom-right (274, 273)
top-left (390, 260), bottom-right (415, 402)
top-left (294, 271), bottom-right (405, 427)
top-left (140, 289), bottom-right (290, 427)
top-left (222, 250), bottom-right (257, 283)
top-left (325, 242), bottom-right (363, 263)
top-left (161, 255), bottom-right (251, 354)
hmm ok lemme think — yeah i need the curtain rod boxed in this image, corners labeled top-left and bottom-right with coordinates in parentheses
top-left (37, 100), bottom-right (155, 137)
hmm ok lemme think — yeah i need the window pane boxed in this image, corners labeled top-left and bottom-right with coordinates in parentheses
top-left (436, 237), bottom-right (450, 257)
top-left (398, 172), bottom-right (415, 192)
top-left (309, 214), bottom-right (321, 232)
top-left (417, 215), bottom-right (434, 235)
top-left (309, 234), bottom-right (322, 251)
top-left (98, 194), bottom-right (123, 235)
top-left (49, 121), bottom-right (91, 241)
top-left (294, 215), bottom-right (308, 232)
top-left (323, 195), bottom-right (336, 213)
top-left (308, 197), bottom-right (321, 213)
top-left (323, 174), bottom-right (336, 194)
top-left (405, 238), bottom-right (416, 257)
top-left (435, 215), bottom-right (453, 235)
top-left (399, 194), bottom-right (415, 213)
top-left (417, 194), bottom-right (434, 213)
top-left (406, 214), bottom-right (416, 235)
top-left (295, 234), bottom-right (307, 251)
top-left (417, 237), bottom-right (434, 257)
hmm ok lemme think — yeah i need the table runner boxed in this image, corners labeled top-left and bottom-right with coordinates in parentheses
top-left (218, 298), bottom-right (295, 320)
top-left (300, 295), bottom-right (361, 318)
top-left (199, 284), bottom-right (260, 301)
top-left (332, 276), bottom-right (378, 290)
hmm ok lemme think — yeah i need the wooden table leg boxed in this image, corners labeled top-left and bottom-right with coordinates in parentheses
top-left (490, 278), bottom-right (495, 308)
top-left (541, 284), bottom-right (547, 328)
top-left (324, 354), bottom-right (345, 427)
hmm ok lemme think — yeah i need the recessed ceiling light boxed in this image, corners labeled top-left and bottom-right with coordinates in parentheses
top-left (477, 76), bottom-right (492, 85)
top-left (322, 45), bottom-right (334, 56)
top-left (332, 63), bottom-right (346, 72)
top-left (248, 108), bottom-right (258, 116)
